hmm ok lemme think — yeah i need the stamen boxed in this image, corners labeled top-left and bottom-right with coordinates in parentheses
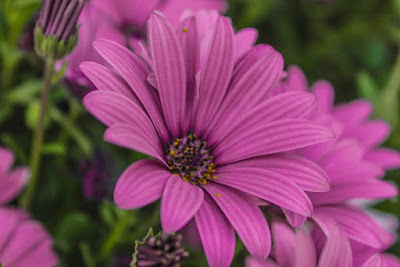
top-left (164, 133), bottom-right (217, 186)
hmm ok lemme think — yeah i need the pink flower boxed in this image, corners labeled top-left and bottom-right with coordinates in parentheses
top-left (60, 0), bottom-right (227, 94)
top-left (0, 147), bottom-right (29, 205)
top-left (272, 66), bottom-right (399, 263)
top-left (0, 147), bottom-right (58, 266)
top-left (246, 221), bottom-right (400, 267)
top-left (82, 11), bottom-right (334, 266)
top-left (0, 208), bottom-right (58, 267)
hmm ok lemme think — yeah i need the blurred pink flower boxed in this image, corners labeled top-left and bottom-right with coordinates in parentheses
top-left (272, 66), bottom-right (400, 264)
top-left (0, 147), bottom-right (58, 266)
top-left (0, 208), bottom-right (58, 267)
top-left (82, 11), bottom-right (334, 266)
top-left (246, 221), bottom-right (400, 267)
top-left (60, 0), bottom-right (227, 96)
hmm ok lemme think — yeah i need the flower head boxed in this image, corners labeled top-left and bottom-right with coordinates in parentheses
top-left (272, 66), bottom-right (400, 263)
top-left (82, 11), bottom-right (334, 266)
top-left (35, 0), bottom-right (86, 59)
top-left (132, 228), bottom-right (189, 267)
top-left (60, 0), bottom-right (227, 93)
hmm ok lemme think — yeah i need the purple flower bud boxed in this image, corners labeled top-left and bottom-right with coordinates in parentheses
top-left (38, 0), bottom-right (86, 40)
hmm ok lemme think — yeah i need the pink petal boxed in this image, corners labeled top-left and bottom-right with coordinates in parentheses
top-left (93, 39), bottom-right (169, 142)
top-left (149, 12), bottom-right (186, 137)
top-left (104, 124), bottom-right (165, 164)
top-left (83, 91), bottom-right (153, 129)
top-left (311, 80), bottom-right (334, 115)
top-left (309, 180), bottom-right (398, 205)
top-left (312, 212), bottom-right (352, 267)
top-left (315, 206), bottom-right (393, 249)
top-left (176, 16), bottom-right (200, 133)
top-left (222, 154), bottom-right (329, 192)
top-left (361, 254), bottom-right (385, 267)
top-left (364, 148), bottom-right (400, 170)
top-left (235, 28), bottom-right (258, 60)
top-left (209, 91), bottom-right (316, 147)
top-left (0, 220), bottom-right (51, 266)
top-left (9, 239), bottom-right (58, 267)
top-left (347, 120), bottom-right (390, 149)
top-left (0, 147), bottom-right (14, 174)
top-left (114, 160), bottom-right (171, 209)
top-left (204, 183), bottom-right (271, 259)
top-left (271, 221), bottom-right (296, 266)
top-left (204, 45), bottom-right (283, 143)
top-left (79, 61), bottom-right (140, 103)
top-left (216, 167), bottom-right (312, 216)
top-left (334, 100), bottom-right (373, 132)
top-left (0, 167), bottom-right (29, 205)
top-left (282, 209), bottom-right (307, 228)
top-left (194, 16), bottom-right (235, 135)
top-left (0, 208), bottom-right (28, 253)
top-left (195, 194), bottom-right (235, 267)
top-left (215, 119), bottom-right (335, 165)
top-left (294, 228), bottom-right (317, 267)
top-left (161, 176), bottom-right (204, 233)
top-left (246, 257), bottom-right (272, 267)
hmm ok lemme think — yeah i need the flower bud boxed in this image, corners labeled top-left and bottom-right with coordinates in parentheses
top-left (35, 0), bottom-right (86, 59)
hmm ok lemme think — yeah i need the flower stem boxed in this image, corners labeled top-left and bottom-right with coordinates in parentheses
top-left (21, 58), bottom-right (55, 210)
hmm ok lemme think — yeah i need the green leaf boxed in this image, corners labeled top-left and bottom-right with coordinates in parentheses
top-left (25, 101), bottom-right (50, 130)
top-left (356, 71), bottom-right (378, 100)
top-left (6, 79), bottom-right (42, 104)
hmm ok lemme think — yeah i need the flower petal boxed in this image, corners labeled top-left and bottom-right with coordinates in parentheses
top-left (93, 39), bottom-right (169, 142)
top-left (209, 91), bottom-right (316, 147)
top-left (0, 147), bottom-right (14, 174)
top-left (80, 61), bottom-right (140, 103)
top-left (312, 212), bottom-right (353, 267)
top-left (334, 100), bottom-right (373, 132)
top-left (235, 28), bottom-right (258, 60)
top-left (104, 124), bottom-right (165, 163)
top-left (364, 148), bottom-right (400, 170)
top-left (149, 12), bottom-right (186, 137)
top-left (204, 45), bottom-right (283, 143)
top-left (204, 183), bottom-right (271, 259)
top-left (0, 167), bottom-right (29, 205)
top-left (161, 175), bottom-right (204, 233)
top-left (216, 167), bottom-right (312, 216)
top-left (176, 15), bottom-right (200, 133)
top-left (282, 209), bottom-right (307, 228)
top-left (114, 160), bottom-right (171, 209)
top-left (315, 206), bottom-right (393, 249)
top-left (215, 119), bottom-right (335, 165)
top-left (294, 228), bottom-right (317, 267)
top-left (347, 121), bottom-right (390, 149)
top-left (195, 193), bottom-right (235, 267)
top-left (309, 180), bottom-right (398, 205)
top-left (194, 16), bottom-right (235, 135)
top-left (271, 221), bottom-right (296, 266)
top-left (221, 154), bottom-right (329, 192)
top-left (311, 80), bottom-right (334, 115)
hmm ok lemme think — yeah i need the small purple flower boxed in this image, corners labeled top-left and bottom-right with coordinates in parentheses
top-left (82, 11), bottom-right (334, 266)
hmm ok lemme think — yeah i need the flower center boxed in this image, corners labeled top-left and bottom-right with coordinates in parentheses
top-left (164, 133), bottom-right (217, 185)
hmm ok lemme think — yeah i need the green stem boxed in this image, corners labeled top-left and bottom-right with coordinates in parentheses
top-left (96, 210), bottom-right (135, 264)
top-left (21, 58), bottom-right (55, 210)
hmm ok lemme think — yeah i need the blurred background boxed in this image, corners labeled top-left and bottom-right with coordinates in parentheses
top-left (0, 0), bottom-right (399, 266)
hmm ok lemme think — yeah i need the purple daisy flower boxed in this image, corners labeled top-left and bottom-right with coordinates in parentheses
top-left (271, 66), bottom-right (399, 265)
top-left (82, 11), bottom-right (334, 265)
top-left (246, 221), bottom-right (400, 267)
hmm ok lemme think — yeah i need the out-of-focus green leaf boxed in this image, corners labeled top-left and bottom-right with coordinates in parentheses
top-left (100, 201), bottom-right (118, 227)
top-left (356, 71), bottom-right (378, 100)
top-left (6, 79), bottom-right (42, 104)
top-left (25, 101), bottom-right (50, 130)
top-left (42, 142), bottom-right (66, 155)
